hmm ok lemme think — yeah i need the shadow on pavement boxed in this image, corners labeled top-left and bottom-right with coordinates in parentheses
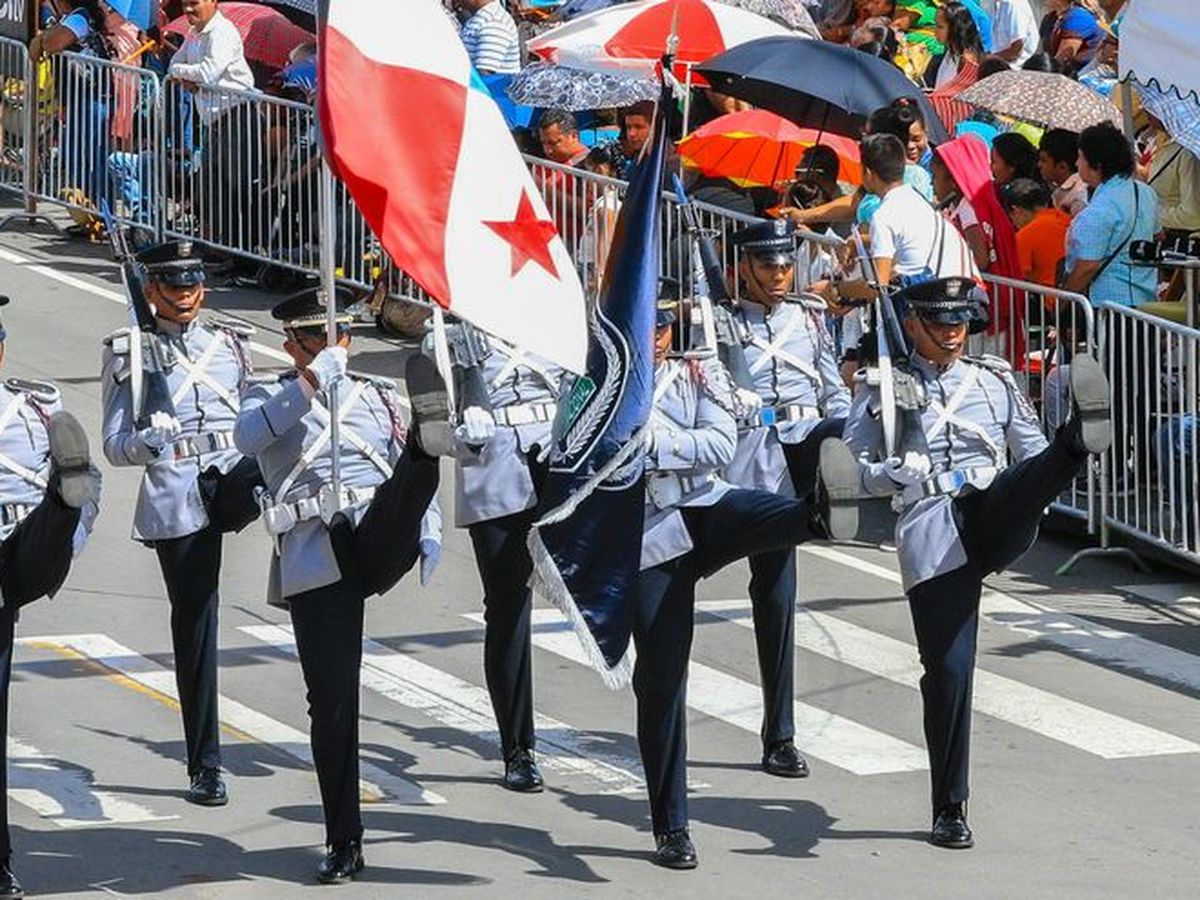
top-left (273, 803), bottom-right (612, 884)
top-left (11, 823), bottom-right (484, 893)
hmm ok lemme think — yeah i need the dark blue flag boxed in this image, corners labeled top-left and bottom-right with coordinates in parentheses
top-left (526, 90), bottom-right (668, 688)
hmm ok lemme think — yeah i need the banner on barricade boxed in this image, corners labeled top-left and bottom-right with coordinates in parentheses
top-left (0, 0), bottom-right (35, 43)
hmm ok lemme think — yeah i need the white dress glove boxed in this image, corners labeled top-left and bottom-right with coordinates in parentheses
top-left (734, 388), bottom-right (763, 417)
top-left (138, 411), bottom-right (182, 452)
top-left (307, 346), bottom-right (348, 392)
top-left (454, 405), bottom-right (495, 447)
top-left (883, 451), bottom-right (932, 487)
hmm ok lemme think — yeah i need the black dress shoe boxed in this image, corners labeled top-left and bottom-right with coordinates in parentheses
top-left (815, 438), bottom-right (860, 541)
top-left (503, 747), bottom-right (544, 793)
top-left (930, 803), bottom-right (974, 849)
top-left (653, 830), bottom-right (698, 870)
top-left (1066, 354), bottom-right (1112, 455)
top-left (186, 768), bottom-right (228, 807)
top-left (762, 739), bottom-right (810, 778)
top-left (317, 839), bottom-right (364, 885)
top-left (0, 860), bottom-right (23, 899)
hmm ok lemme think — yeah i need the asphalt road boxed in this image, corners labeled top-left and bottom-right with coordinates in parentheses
top-left (0, 214), bottom-right (1197, 899)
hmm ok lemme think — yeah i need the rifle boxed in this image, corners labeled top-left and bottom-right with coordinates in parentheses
top-left (100, 203), bottom-right (177, 429)
top-left (851, 229), bottom-right (928, 458)
top-left (671, 175), bottom-right (756, 389)
top-left (442, 319), bottom-right (494, 417)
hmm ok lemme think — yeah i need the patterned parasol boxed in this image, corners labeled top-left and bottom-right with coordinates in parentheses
top-left (508, 61), bottom-right (660, 111)
top-left (955, 70), bottom-right (1122, 133)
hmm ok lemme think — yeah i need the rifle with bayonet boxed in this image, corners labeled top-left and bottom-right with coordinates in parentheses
top-left (671, 175), bottom-right (757, 388)
top-left (851, 229), bottom-right (928, 458)
top-left (100, 202), bottom-right (177, 429)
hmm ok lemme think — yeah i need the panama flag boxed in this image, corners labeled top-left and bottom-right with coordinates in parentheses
top-left (318, 0), bottom-right (587, 374)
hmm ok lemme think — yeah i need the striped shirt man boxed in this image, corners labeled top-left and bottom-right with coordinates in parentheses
top-left (459, 1), bottom-right (521, 75)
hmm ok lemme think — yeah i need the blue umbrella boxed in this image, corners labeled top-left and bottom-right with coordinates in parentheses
top-left (695, 36), bottom-right (950, 142)
top-left (106, 0), bottom-right (155, 30)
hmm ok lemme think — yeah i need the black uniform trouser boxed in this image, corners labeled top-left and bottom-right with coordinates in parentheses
top-left (746, 417), bottom-right (847, 747)
top-left (0, 491), bottom-right (82, 861)
top-left (468, 508), bottom-right (538, 758)
top-left (154, 526), bottom-right (224, 777)
top-left (907, 429), bottom-right (1088, 814)
top-left (289, 443), bottom-right (441, 848)
top-left (634, 488), bottom-right (820, 836)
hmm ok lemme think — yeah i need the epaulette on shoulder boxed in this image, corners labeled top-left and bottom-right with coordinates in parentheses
top-left (102, 326), bottom-right (133, 352)
top-left (205, 317), bottom-right (256, 339)
top-left (965, 353), bottom-right (1013, 375)
top-left (349, 371), bottom-right (398, 392)
top-left (794, 294), bottom-right (827, 313)
top-left (6, 377), bottom-right (59, 405)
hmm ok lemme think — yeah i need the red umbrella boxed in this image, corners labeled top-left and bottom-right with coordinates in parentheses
top-left (678, 109), bottom-right (861, 188)
top-left (165, 3), bottom-right (313, 71)
top-left (527, 0), bottom-right (793, 83)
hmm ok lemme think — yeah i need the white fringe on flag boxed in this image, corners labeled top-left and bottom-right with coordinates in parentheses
top-left (525, 423), bottom-right (649, 690)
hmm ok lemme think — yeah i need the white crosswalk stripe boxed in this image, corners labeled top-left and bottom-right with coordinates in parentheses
top-left (801, 544), bottom-right (1200, 694)
top-left (480, 610), bottom-right (929, 776)
top-left (7, 736), bottom-right (177, 828)
top-left (240, 623), bottom-right (660, 794)
top-left (697, 601), bottom-right (1200, 759)
top-left (18, 633), bottom-right (443, 806)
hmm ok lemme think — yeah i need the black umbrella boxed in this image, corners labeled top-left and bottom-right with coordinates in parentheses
top-left (695, 36), bottom-right (950, 143)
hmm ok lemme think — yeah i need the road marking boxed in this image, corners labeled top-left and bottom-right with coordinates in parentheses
top-left (801, 545), bottom-right (1200, 695)
top-left (505, 610), bottom-right (928, 776)
top-left (19, 633), bottom-right (443, 806)
top-left (698, 601), bottom-right (1200, 759)
top-left (241, 623), bottom-right (660, 794)
top-left (7, 736), bottom-right (177, 828)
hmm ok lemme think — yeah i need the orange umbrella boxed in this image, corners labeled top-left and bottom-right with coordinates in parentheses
top-left (678, 109), bottom-right (861, 188)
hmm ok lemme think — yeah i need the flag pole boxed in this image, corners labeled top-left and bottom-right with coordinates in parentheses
top-left (319, 156), bottom-right (342, 498)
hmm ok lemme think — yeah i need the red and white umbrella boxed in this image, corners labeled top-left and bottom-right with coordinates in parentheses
top-left (527, 0), bottom-right (793, 82)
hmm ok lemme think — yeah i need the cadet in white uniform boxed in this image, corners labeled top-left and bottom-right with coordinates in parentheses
top-left (0, 294), bottom-right (101, 900)
top-left (723, 220), bottom-right (852, 779)
top-left (233, 289), bottom-right (442, 885)
top-left (842, 277), bottom-right (1112, 850)
top-left (99, 241), bottom-right (263, 807)
top-left (633, 300), bottom-right (859, 871)
top-left (438, 324), bottom-right (562, 793)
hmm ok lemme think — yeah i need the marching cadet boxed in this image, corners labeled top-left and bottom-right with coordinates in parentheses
top-left (632, 298), bottom-right (859, 870)
top-left (842, 277), bottom-right (1112, 850)
top-left (100, 241), bottom-right (263, 807)
top-left (0, 295), bottom-right (101, 900)
top-left (435, 323), bottom-right (562, 793)
top-left (723, 220), bottom-right (852, 779)
top-left (233, 289), bottom-right (445, 885)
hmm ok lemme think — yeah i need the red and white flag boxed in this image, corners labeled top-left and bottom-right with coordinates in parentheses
top-left (318, 0), bottom-right (587, 374)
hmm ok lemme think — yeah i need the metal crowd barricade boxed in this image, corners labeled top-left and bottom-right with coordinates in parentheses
top-left (32, 50), bottom-right (160, 233)
top-left (0, 37), bottom-right (30, 199)
top-left (977, 274), bottom-right (1097, 530)
top-left (1097, 303), bottom-right (1200, 566)
top-left (161, 77), bottom-right (320, 269)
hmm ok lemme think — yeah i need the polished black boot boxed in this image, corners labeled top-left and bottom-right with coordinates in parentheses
top-left (186, 767), bottom-right (228, 807)
top-left (653, 830), bottom-right (698, 870)
top-left (1064, 354), bottom-right (1112, 455)
top-left (503, 747), bottom-right (544, 793)
top-left (930, 802), bottom-right (974, 849)
top-left (0, 860), bottom-right (23, 899)
top-left (762, 739), bottom-right (810, 778)
top-left (317, 839), bottom-right (364, 885)
top-left (815, 438), bottom-right (860, 541)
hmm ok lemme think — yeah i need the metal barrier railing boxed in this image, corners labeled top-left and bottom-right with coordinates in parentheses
top-left (32, 50), bottom-right (161, 233)
top-left (0, 37), bottom-right (29, 197)
top-left (1098, 302), bottom-right (1200, 565)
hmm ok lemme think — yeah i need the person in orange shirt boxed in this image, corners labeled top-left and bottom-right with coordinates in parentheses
top-left (1004, 178), bottom-right (1071, 288)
